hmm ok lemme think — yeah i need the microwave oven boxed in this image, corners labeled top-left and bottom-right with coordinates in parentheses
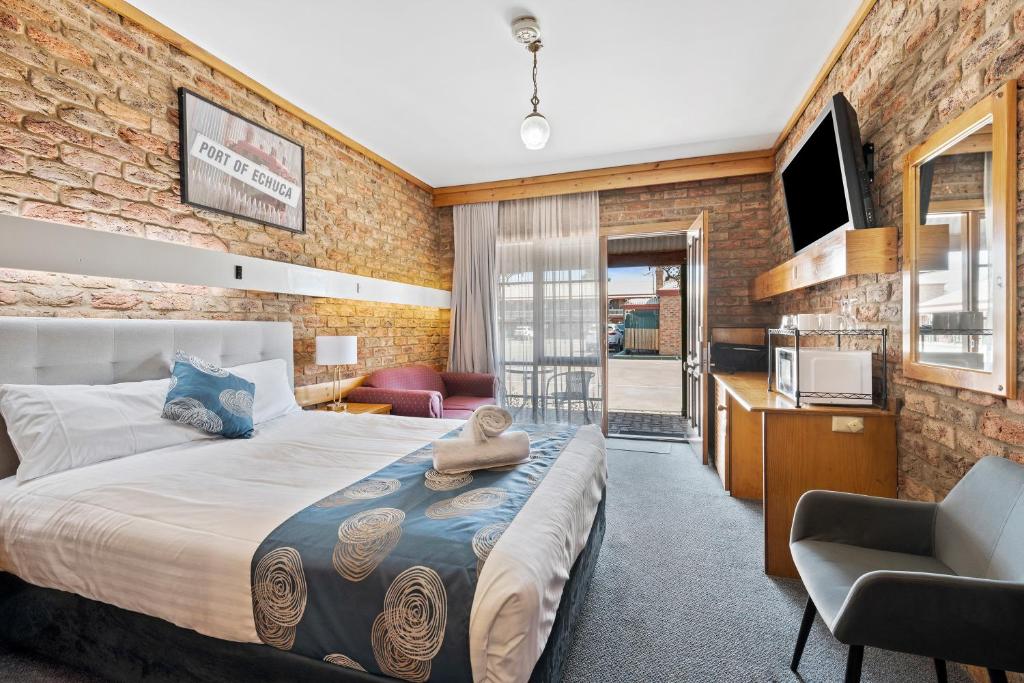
top-left (774, 348), bottom-right (873, 405)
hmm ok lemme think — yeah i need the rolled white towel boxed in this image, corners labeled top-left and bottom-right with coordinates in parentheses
top-left (462, 405), bottom-right (514, 443)
top-left (432, 430), bottom-right (530, 474)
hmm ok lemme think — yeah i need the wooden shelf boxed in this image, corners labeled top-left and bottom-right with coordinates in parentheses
top-left (750, 226), bottom-right (897, 301)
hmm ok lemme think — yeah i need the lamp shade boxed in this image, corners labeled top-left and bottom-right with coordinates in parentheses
top-left (315, 336), bottom-right (357, 365)
top-left (521, 112), bottom-right (550, 150)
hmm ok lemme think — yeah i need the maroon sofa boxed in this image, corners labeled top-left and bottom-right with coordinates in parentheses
top-left (346, 365), bottom-right (497, 419)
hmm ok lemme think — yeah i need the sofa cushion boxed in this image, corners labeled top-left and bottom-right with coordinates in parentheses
top-left (442, 395), bottom-right (497, 420)
top-left (791, 539), bottom-right (954, 629)
top-left (365, 365), bottom-right (447, 397)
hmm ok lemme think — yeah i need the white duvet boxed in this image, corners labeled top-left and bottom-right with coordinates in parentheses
top-left (0, 411), bottom-right (607, 683)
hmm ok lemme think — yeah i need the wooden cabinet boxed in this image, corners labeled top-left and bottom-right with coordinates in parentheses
top-left (713, 381), bottom-right (763, 500)
top-left (712, 372), bottom-right (897, 578)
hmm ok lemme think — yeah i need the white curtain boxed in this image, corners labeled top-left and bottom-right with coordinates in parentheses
top-left (448, 202), bottom-right (499, 373)
top-left (495, 192), bottom-right (602, 424)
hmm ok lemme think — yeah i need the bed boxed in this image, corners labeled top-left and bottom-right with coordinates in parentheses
top-left (0, 318), bottom-right (607, 683)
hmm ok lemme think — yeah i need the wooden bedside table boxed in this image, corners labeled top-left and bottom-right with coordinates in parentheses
top-left (317, 402), bottom-right (392, 415)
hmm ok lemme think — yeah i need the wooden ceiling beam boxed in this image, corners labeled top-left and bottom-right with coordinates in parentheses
top-left (432, 150), bottom-right (774, 207)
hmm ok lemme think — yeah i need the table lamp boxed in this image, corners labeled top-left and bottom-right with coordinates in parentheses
top-left (315, 336), bottom-right (357, 410)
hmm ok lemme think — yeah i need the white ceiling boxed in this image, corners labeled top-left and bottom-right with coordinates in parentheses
top-left (132, 0), bottom-right (863, 187)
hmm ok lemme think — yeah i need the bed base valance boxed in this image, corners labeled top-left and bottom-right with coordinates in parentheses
top-left (0, 496), bottom-right (604, 683)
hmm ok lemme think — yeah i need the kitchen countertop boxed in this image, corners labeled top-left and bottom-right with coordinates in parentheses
top-left (711, 371), bottom-right (895, 416)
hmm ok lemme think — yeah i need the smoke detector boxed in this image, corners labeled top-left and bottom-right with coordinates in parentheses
top-left (511, 16), bottom-right (541, 44)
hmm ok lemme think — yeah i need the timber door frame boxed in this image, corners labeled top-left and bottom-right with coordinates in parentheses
top-left (685, 211), bottom-right (710, 464)
top-left (599, 216), bottom-right (698, 438)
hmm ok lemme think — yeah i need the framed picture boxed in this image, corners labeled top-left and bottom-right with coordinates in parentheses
top-left (178, 88), bottom-right (305, 233)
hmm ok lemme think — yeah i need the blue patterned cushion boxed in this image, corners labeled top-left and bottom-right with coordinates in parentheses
top-left (162, 351), bottom-right (256, 439)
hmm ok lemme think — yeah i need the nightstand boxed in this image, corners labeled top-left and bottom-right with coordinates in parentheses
top-left (317, 402), bottom-right (392, 415)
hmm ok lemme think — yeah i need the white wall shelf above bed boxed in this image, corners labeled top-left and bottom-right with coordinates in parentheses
top-left (0, 215), bottom-right (451, 309)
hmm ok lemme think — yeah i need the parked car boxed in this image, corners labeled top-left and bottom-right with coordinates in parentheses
top-left (608, 323), bottom-right (623, 351)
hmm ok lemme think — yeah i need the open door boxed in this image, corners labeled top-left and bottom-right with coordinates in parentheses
top-left (685, 211), bottom-right (710, 464)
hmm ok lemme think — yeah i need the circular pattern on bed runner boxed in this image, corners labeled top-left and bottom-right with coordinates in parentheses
top-left (425, 487), bottom-right (509, 520)
top-left (252, 547), bottom-right (307, 650)
top-left (314, 478), bottom-right (401, 508)
top-left (371, 566), bottom-right (447, 682)
top-left (323, 653), bottom-right (366, 671)
top-left (471, 522), bottom-right (509, 574)
top-left (333, 508), bottom-right (405, 582)
top-left (423, 468), bottom-right (473, 491)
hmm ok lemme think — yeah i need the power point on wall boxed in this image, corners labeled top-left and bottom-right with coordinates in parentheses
top-left (234, 265), bottom-right (243, 280)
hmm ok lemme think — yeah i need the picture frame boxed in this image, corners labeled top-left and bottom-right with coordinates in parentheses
top-left (178, 87), bottom-right (305, 233)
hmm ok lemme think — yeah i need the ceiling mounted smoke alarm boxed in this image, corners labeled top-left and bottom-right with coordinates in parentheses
top-left (511, 16), bottom-right (541, 44)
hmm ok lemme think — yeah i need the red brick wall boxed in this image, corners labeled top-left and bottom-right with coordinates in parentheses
top-left (599, 175), bottom-right (776, 329)
top-left (657, 287), bottom-right (681, 355)
top-left (0, 0), bottom-right (451, 385)
top-left (767, 0), bottom-right (1024, 502)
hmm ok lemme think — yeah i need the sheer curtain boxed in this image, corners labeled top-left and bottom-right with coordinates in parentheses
top-left (448, 202), bottom-right (499, 373)
top-left (495, 192), bottom-right (601, 424)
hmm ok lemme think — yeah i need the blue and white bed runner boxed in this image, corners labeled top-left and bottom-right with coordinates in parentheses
top-left (250, 423), bottom-right (578, 682)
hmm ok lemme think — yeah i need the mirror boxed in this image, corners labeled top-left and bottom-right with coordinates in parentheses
top-left (903, 82), bottom-right (1016, 397)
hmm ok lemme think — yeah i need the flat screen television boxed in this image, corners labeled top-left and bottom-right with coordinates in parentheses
top-left (781, 92), bottom-right (875, 254)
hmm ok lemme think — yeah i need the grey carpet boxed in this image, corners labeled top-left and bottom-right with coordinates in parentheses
top-left (0, 442), bottom-right (969, 683)
top-left (561, 443), bottom-right (970, 683)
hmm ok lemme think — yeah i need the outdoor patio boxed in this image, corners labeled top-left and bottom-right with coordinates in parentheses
top-left (607, 356), bottom-right (687, 437)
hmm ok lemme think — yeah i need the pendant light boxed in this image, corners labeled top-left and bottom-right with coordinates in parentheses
top-left (513, 16), bottom-right (550, 151)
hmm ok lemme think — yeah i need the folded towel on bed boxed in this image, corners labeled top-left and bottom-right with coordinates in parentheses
top-left (462, 405), bottom-right (514, 443)
top-left (432, 430), bottom-right (530, 474)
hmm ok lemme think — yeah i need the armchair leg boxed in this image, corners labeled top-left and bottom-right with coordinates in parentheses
top-left (934, 659), bottom-right (947, 683)
top-left (790, 596), bottom-right (816, 672)
top-left (844, 645), bottom-right (863, 683)
top-left (987, 670), bottom-right (1008, 683)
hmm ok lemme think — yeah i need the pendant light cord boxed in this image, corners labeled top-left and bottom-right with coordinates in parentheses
top-left (529, 41), bottom-right (542, 113)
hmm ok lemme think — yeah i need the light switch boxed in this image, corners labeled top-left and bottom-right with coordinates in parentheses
top-left (832, 416), bottom-right (864, 433)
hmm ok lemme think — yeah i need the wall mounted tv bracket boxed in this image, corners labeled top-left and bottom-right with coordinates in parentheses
top-left (860, 142), bottom-right (876, 227)
top-left (862, 143), bottom-right (875, 183)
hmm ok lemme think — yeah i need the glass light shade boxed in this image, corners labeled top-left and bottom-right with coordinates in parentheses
top-left (520, 112), bottom-right (550, 150)
top-left (315, 335), bottom-right (357, 365)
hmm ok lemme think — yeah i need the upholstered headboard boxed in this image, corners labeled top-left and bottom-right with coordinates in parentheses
top-left (0, 317), bottom-right (295, 478)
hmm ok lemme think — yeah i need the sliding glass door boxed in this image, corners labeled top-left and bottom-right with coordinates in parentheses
top-left (495, 193), bottom-right (602, 425)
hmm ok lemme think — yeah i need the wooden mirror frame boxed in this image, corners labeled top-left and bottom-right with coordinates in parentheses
top-left (902, 81), bottom-right (1017, 398)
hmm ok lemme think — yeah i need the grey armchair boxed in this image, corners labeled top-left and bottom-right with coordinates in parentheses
top-left (789, 456), bottom-right (1024, 683)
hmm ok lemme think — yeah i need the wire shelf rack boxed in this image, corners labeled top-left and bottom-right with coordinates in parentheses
top-left (767, 327), bottom-right (888, 409)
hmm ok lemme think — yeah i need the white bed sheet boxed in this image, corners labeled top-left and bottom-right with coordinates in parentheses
top-left (0, 411), bottom-right (606, 683)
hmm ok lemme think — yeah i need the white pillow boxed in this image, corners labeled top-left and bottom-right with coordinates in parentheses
top-left (0, 378), bottom-right (214, 483)
top-left (224, 359), bottom-right (299, 424)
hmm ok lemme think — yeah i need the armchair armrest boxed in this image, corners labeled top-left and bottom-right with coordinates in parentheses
top-left (834, 572), bottom-right (1024, 671)
top-left (346, 388), bottom-right (442, 418)
top-left (440, 372), bottom-right (497, 398)
top-left (791, 490), bottom-right (937, 556)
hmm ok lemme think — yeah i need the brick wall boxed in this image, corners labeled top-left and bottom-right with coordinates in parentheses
top-left (599, 175), bottom-right (776, 329)
top-left (766, 0), bottom-right (1024, 504)
top-left (0, 0), bottom-right (451, 385)
top-left (657, 287), bottom-right (681, 355)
